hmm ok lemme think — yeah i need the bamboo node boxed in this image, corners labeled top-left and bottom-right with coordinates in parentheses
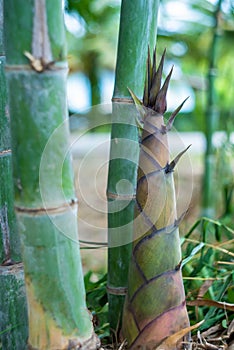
top-left (0, 148), bottom-right (11, 157)
top-left (24, 51), bottom-right (56, 72)
top-left (111, 97), bottom-right (134, 104)
top-left (106, 191), bottom-right (136, 200)
top-left (15, 199), bottom-right (78, 215)
top-left (107, 285), bottom-right (128, 296)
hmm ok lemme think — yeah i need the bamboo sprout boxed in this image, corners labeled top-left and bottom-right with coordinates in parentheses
top-left (107, 0), bottom-right (160, 333)
top-left (121, 50), bottom-right (190, 349)
top-left (4, 1), bottom-right (99, 348)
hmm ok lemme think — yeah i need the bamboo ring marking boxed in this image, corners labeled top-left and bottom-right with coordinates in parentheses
top-left (106, 285), bottom-right (128, 296)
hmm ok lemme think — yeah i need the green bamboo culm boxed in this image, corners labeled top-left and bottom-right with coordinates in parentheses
top-left (202, 0), bottom-right (222, 217)
top-left (121, 50), bottom-right (190, 349)
top-left (0, 0), bottom-right (20, 264)
top-left (4, 1), bottom-right (100, 349)
top-left (0, 0), bottom-right (28, 347)
top-left (107, 0), bottom-right (160, 333)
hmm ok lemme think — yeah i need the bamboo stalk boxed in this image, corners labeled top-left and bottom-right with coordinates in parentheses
top-left (107, 0), bottom-right (160, 333)
top-left (202, 0), bottom-right (222, 217)
top-left (4, 1), bottom-right (99, 349)
top-left (121, 50), bottom-right (190, 349)
top-left (0, 0), bottom-right (28, 347)
top-left (0, 1), bottom-right (20, 265)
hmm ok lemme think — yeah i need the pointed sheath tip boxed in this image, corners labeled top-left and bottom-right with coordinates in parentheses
top-left (152, 46), bottom-right (157, 74)
top-left (162, 47), bottom-right (167, 59)
top-left (166, 96), bottom-right (190, 131)
top-left (174, 207), bottom-right (190, 228)
top-left (128, 87), bottom-right (142, 105)
top-left (165, 144), bottom-right (191, 173)
top-left (154, 65), bottom-right (174, 114)
top-left (128, 87), bottom-right (146, 124)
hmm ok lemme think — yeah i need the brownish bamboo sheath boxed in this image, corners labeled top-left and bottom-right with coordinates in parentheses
top-left (121, 49), bottom-right (190, 349)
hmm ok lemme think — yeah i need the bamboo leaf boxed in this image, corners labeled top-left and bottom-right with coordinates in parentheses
top-left (214, 224), bottom-right (221, 242)
top-left (182, 242), bottom-right (205, 267)
top-left (197, 280), bottom-right (214, 299)
top-left (203, 274), bottom-right (233, 325)
top-left (184, 218), bottom-right (203, 239)
top-left (185, 238), bottom-right (234, 258)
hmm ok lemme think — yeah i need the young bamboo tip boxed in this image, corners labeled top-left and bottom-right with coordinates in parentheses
top-left (154, 65), bottom-right (174, 114)
top-left (143, 47), bottom-right (152, 106)
top-left (166, 96), bottom-right (190, 132)
top-left (143, 69), bottom-right (149, 107)
top-left (152, 47), bottom-right (157, 77)
top-left (165, 144), bottom-right (191, 173)
top-left (148, 47), bottom-right (153, 89)
top-left (148, 48), bottom-right (166, 107)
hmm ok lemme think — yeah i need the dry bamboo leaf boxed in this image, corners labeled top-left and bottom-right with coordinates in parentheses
top-left (202, 339), bottom-right (220, 350)
top-left (227, 319), bottom-right (234, 337)
top-left (197, 280), bottom-right (214, 300)
top-left (117, 340), bottom-right (127, 350)
top-left (201, 324), bottom-right (224, 338)
top-left (185, 238), bottom-right (234, 258)
top-left (155, 321), bottom-right (204, 350)
top-left (187, 299), bottom-right (234, 311)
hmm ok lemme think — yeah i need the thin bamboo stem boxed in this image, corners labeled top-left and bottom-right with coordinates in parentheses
top-left (202, 0), bottom-right (222, 216)
top-left (107, 0), bottom-right (160, 333)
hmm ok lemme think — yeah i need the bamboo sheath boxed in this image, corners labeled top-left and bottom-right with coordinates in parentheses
top-left (107, 0), bottom-right (159, 332)
top-left (122, 51), bottom-right (190, 349)
top-left (4, 1), bottom-right (99, 349)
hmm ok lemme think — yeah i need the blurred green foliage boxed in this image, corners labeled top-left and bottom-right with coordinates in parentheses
top-left (158, 0), bottom-right (234, 132)
top-left (65, 0), bottom-right (234, 132)
top-left (65, 0), bottom-right (120, 105)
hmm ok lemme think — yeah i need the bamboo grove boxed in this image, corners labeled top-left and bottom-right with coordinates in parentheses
top-left (121, 49), bottom-right (191, 349)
